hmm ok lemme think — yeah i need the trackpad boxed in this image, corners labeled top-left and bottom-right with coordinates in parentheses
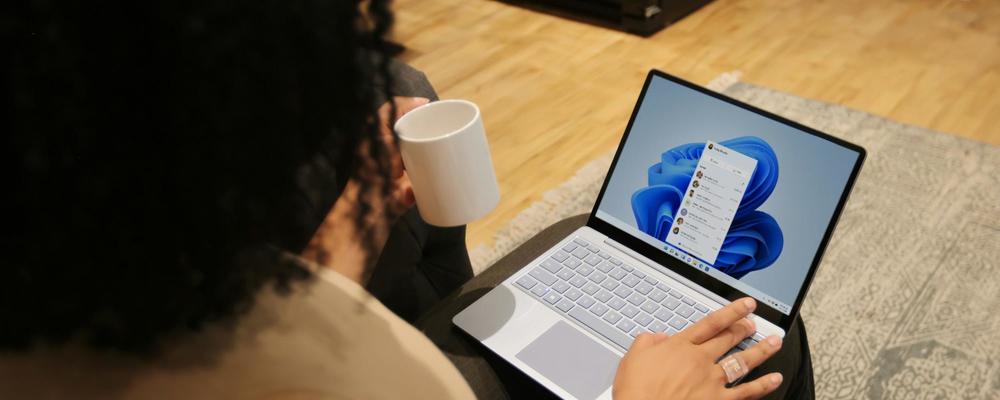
top-left (515, 321), bottom-right (620, 400)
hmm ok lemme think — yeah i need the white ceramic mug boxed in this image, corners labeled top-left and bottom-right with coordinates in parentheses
top-left (394, 99), bottom-right (500, 227)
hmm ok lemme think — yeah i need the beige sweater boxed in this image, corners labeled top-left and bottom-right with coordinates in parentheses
top-left (0, 267), bottom-right (475, 400)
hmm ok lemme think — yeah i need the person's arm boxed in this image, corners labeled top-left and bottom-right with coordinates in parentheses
top-left (301, 96), bottom-right (427, 284)
top-left (613, 298), bottom-right (784, 400)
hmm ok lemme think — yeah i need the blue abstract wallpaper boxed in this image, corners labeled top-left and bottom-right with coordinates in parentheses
top-left (630, 136), bottom-right (783, 279)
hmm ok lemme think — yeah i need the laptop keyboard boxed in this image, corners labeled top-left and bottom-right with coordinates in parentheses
top-left (514, 236), bottom-right (715, 351)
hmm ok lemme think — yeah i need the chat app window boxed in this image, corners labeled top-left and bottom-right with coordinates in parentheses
top-left (665, 140), bottom-right (758, 264)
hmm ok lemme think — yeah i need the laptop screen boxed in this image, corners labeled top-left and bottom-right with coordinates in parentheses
top-left (594, 74), bottom-right (861, 315)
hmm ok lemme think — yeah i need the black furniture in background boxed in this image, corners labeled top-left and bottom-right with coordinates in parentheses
top-left (500, 0), bottom-right (713, 36)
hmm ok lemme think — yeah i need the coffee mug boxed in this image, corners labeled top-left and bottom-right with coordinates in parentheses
top-left (394, 99), bottom-right (500, 227)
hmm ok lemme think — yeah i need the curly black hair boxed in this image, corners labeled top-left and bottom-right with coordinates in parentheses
top-left (2, 0), bottom-right (398, 353)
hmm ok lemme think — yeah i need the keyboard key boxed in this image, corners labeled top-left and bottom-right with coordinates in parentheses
top-left (662, 297), bottom-right (681, 310)
top-left (648, 320), bottom-right (668, 332)
top-left (613, 286), bottom-right (632, 299)
top-left (654, 309), bottom-right (674, 322)
top-left (668, 316), bottom-right (687, 330)
top-left (621, 264), bottom-right (634, 272)
top-left (577, 265), bottom-right (595, 276)
top-left (585, 255), bottom-right (602, 266)
top-left (552, 251), bottom-right (570, 262)
top-left (634, 313), bottom-right (653, 327)
top-left (529, 268), bottom-right (558, 286)
top-left (608, 297), bottom-right (626, 311)
top-left (552, 281), bottom-right (570, 294)
top-left (596, 262), bottom-right (614, 273)
top-left (603, 311), bottom-right (623, 324)
top-left (649, 289), bottom-right (667, 302)
top-left (667, 328), bottom-right (679, 336)
top-left (668, 290), bottom-right (683, 299)
top-left (561, 243), bottom-right (578, 253)
top-left (556, 298), bottom-right (575, 312)
top-left (676, 305), bottom-right (695, 319)
top-left (681, 297), bottom-right (696, 306)
top-left (640, 301), bottom-right (659, 314)
top-left (608, 268), bottom-right (628, 281)
top-left (656, 283), bottom-right (670, 293)
top-left (609, 257), bottom-right (622, 265)
top-left (621, 305), bottom-right (639, 318)
top-left (541, 258), bottom-right (561, 274)
top-left (644, 276), bottom-right (659, 285)
top-left (576, 296), bottom-right (596, 309)
top-left (565, 288), bottom-right (582, 301)
top-left (601, 279), bottom-right (619, 291)
top-left (635, 282), bottom-right (653, 295)
top-left (530, 285), bottom-right (547, 297)
top-left (515, 275), bottom-right (537, 290)
top-left (586, 243), bottom-right (600, 253)
top-left (568, 306), bottom-right (633, 350)
top-left (694, 303), bottom-right (709, 313)
top-left (569, 276), bottom-right (587, 288)
top-left (690, 312), bottom-right (705, 322)
top-left (572, 237), bottom-right (589, 246)
top-left (598, 251), bottom-right (611, 259)
top-left (544, 292), bottom-right (561, 304)
top-left (590, 303), bottom-right (609, 317)
top-left (595, 290), bottom-right (613, 303)
top-left (582, 283), bottom-right (600, 296)
top-left (629, 326), bottom-right (645, 338)
top-left (563, 258), bottom-right (582, 269)
top-left (626, 293), bottom-right (646, 306)
top-left (631, 269), bottom-right (646, 279)
top-left (556, 269), bottom-right (574, 281)
top-left (571, 248), bottom-right (590, 259)
top-left (588, 272), bottom-right (607, 284)
top-left (616, 319), bottom-right (637, 334)
top-left (622, 275), bottom-right (641, 288)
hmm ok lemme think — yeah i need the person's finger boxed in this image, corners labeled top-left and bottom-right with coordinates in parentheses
top-left (393, 173), bottom-right (415, 208)
top-left (729, 336), bottom-right (782, 373)
top-left (699, 317), bottom-right (755, 357)
top-left (724, 372), bottom-right (783, 400)
top-left (627, 332), bottom-right (660, 353)
top-left (393, 96), bottom-right (429, 119)
top-left (676, 297), bottom-right (755, 345)
top-left (650, 332), bottom-right (670, 345)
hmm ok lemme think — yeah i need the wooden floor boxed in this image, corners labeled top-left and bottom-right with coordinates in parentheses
top-left (393, 0), bottom-right (1000, 249)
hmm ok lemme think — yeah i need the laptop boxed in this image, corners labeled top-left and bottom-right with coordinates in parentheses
top-left (453, 70), bottom-right (865, 400)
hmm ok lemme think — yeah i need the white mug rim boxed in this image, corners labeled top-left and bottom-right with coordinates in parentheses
top-left (393, 99), bottom-right (481, 144)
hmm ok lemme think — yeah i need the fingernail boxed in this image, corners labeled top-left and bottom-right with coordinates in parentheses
top-left (416, 97), bottom-right (430, 104)
top-left (743, 298), bottom-right (756, 312)
top-left (770, 373), bottom-right (783, 386)
top-left (767, 336), bottom-right (782, 348)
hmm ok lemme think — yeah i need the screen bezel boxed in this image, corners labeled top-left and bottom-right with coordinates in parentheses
top-left (587, 70), bottom-right (866, 331)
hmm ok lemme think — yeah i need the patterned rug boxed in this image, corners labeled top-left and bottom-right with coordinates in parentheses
top-left (470, 76), bottom-right (1000, 399)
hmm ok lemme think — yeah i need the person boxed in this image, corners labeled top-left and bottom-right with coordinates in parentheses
top-left (3, 1), bottom-right (809, 399)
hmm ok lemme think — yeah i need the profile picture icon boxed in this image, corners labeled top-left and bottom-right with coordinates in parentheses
top-left (689, 190), bottom-right (695, 197)
top-left (692, 180), bottom-right (700, 188)
top-left (696, 170), bottom-right (703, 179)
top-left (676, 217), bottom-right (684, 225)
top-left (680, 208), bottom-right (688, 216)
top-left (672, 227), bottom-right (680, 234)
top-left (708, 143), bottom-right (714, 150)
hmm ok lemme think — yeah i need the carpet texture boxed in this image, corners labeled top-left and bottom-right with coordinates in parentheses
top-left (470, 78), bottom-right (1000, 399)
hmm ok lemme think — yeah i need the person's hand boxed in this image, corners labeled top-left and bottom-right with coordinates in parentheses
top-left (375, 96), bottom-right (428, 215)
top-left (301, 96), bottom-right (428, 283)
top-left (612, 298), bottom-right (784, 400)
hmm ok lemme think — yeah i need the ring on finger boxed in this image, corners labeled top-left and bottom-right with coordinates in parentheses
top-left (718, 354), bottom-right (748, 384)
